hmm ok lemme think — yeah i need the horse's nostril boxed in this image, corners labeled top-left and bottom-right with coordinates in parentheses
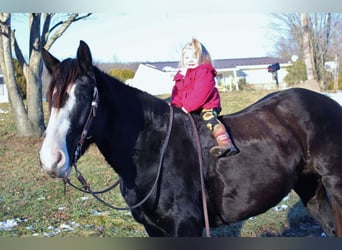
top-left (55, 150), bottom-right (66, 168)
top-left (40, 149), bottom-right (68, 178)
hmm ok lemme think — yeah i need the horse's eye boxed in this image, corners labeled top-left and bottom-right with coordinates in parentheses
top-left (79, 94), bottom-right (89, 101)
top-left (76, 86), bottom-right (91, 101)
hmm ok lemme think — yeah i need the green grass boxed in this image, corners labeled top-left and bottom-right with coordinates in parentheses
top-left (0, 89), bottom-right (323, 237)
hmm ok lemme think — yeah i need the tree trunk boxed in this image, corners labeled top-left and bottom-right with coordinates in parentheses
top-left (25, 14), bottom-right (45, 135)
top-left (301, 13), bottom-right (316, 82)
top-left (0, 13), bottom-right (35, 136)
top-left (1, 13), bottom-right (92, 137)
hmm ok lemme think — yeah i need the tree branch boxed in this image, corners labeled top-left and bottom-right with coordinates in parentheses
top-left (11, 30), bottom-right (27, 69)
top-left (49, 13), bottom-right (92, 33)
top-left (41, 13), bottom-right (53, 46)
top-left (44, 13), bottom-right (92, 50)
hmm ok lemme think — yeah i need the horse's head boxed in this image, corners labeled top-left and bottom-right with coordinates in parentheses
top-left (39, 41), bottom-right (97, 178)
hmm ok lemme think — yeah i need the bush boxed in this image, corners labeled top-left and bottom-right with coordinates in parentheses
top-left (327, 71), bottom-right (342, 90)
top-left (284, 60), bottom-right (307, 86)
top-left (108, 68), bottom-right (135, 82)
top-left (13, 59), bottom-right (26, 98)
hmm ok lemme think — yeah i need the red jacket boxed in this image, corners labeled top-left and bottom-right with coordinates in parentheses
top-left (171, 63), bottom-right (221, 113)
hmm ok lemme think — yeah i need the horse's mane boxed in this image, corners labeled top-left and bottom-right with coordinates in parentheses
top-left (47, 57), bottom-right (169, 116)
top-left (47, 58), bottom-right (80, 110)
top-left (93, 66), bottom-right (169, 113)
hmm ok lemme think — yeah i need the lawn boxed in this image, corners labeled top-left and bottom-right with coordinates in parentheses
top-left (0, 89), bottom-right (324, 237)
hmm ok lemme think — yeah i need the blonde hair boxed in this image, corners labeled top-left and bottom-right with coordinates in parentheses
top-left (179, 38), bottom-right (212, 68)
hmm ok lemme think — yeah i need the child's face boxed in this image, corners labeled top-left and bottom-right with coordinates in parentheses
top-left (183, 48), bottom-right (199, 69)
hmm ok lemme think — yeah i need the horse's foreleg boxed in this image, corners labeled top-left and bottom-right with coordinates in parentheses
top-left (304, 181), bottom-right (336, 236)
top-left (138, 211), bottom-right (203, 236)
top-left (321, 175), bottom-right (342, 237)
top-left (331, 197), bottom-right (342, 237)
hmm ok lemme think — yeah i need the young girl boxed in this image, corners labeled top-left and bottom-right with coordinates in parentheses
top-left (171, 38), bottom-right (238, 158)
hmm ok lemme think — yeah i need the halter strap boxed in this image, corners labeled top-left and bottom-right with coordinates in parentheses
top-left (74, 86), bottom-right (99, 163)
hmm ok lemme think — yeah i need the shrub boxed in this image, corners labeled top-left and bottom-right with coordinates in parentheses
top-left (327, 71), bottom-right (342, 90)
top-left (13, 59), bottom-right (26, 98)
top-left (108, 68), bottom-right (135, 82)
top-left (284, 60), bottom-right (307, 86)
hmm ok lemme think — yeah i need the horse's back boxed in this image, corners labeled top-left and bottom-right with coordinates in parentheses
top-left (208, 88), bottom-right (342, 224)
top-left (223, 88), bottom-right (342, 144)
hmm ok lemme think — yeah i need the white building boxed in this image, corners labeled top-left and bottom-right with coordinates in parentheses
top-left (213, 57), bottom-right (290, 91)
top-left (128, 57), bottom-right (290, 95)
top-left (126, 63), bottom-right (174, 95)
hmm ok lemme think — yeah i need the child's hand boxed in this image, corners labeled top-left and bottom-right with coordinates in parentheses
top-left (179, 68), bottom-right (187, 76)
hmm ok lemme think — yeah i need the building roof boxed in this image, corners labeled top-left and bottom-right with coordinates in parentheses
top-left (143, 57), bottom-right (289, 72)
top-left (143, 61), bottom-right (179, 71)
top-left (213, 57), bottom-right (289, 69)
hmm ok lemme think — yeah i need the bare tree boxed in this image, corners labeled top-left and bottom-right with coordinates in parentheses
top-left (301, 13), bottom-right (315, 81)
top-left (270, 13), bottom-right (342, 89)
top-left (268, 13), bottom-right (303, 60)
top-left (0, 13), bottom-right (32, 135)
top-left (0, 13), bottom-right (92, 136)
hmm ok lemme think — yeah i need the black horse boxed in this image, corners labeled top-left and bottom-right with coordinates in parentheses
top-left (39, 41), bottom-right (342, 237)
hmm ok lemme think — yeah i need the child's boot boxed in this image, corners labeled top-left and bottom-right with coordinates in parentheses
top-left (209, 123), bottom-right (239, 158)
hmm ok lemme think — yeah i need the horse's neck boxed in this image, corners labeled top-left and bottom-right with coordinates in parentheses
top-left (94, 73), bottom-right (168, 180)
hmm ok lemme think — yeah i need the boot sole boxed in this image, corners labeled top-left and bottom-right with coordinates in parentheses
top-left (210, 147), bottom-right (239, 158)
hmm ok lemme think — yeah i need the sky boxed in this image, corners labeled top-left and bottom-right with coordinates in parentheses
top-left (11, 8), bottom-right (277, 63)
top-left (6, 0), bottom-right (342, 63)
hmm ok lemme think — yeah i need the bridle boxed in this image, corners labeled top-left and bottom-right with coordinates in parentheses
top-left (74, 84), bottom-right (99, 163)
top-left (63, 73), bottom-right (211, 236)
top-left (63, 75), bottom-right (175, 210)
top-left (63, 82), bottom-right (121, 195)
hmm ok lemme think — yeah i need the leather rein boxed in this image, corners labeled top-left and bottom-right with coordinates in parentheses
top-left (63, 80), bottom-right (211, 236)
top-left (63, 86), bottom-right (175, 210)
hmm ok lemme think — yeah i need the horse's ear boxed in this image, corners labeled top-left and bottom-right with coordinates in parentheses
top-left (41, 48), bottom-right (60, 74)
top-left (77, 40), bottom-right (93, 73)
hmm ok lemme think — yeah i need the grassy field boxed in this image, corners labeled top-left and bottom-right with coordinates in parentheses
top-left (0, 89), bottom-right (324, 237)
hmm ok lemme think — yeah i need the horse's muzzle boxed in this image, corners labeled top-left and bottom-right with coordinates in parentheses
top-left (39, 150), bottom-right (71, 178)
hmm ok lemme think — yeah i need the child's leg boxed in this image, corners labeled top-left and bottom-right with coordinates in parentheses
top-left (201, 109), bottom-right (238, 158)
